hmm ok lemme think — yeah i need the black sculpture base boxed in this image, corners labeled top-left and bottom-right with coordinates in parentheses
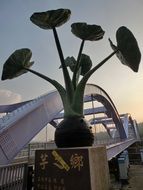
top-left (54, 117), bottom-right (94, 148)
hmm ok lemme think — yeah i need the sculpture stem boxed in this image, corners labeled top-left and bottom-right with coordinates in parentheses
top-left (52, 27), bottom-right (74, 103)
top-left (72, 40), bottom-right (85, 89)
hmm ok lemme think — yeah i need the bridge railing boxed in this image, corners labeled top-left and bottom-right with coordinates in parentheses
top-left (14, 141), bottom-right (56, 163)
top-left (94, 137), bottom-right (122, 145)
top-left (14, 138), bottom-right (129, 162)
top-left (13, 135), bottom-right (139, 164)
top-left (0, 162), bottom-right (28, 189)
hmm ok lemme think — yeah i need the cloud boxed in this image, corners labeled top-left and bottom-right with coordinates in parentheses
top-left (0, 89), bottom-right (22, 105)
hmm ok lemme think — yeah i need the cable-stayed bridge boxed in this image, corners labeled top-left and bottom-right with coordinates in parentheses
top-left (0, 84), bottom-right (140, 165)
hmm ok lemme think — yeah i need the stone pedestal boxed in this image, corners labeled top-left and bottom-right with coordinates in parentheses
top-left (34, 146), bottom-right (110, 190)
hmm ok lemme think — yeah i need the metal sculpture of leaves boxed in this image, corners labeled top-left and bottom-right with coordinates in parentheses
top-left (64, 54), bottom-right (92, 76)
top-left (109, 26), bottom-right (141, 72)
top-left (78, 54), bottom-right (92, 75)
top-left (30, 9), bottom-right (71, 29)
top-left (71, 22), bottom-right (105, 41)
top-left (64, 56), bottom-right (76, 71)
top-left (1, 48), bottom-right (34, 80)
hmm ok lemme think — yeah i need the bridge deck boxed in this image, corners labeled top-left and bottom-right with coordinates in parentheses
top-left (11, 138), bottom-right (138, 165)
top-left (106, 138), bottom-right (137, 160)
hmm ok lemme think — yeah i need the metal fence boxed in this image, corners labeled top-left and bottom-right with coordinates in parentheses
top-left (0, 162), bottom-right (28, 190)
top-left (15, 141), bottom-right (56, 164)
top-left (14, 139), bottom-right (123, 163)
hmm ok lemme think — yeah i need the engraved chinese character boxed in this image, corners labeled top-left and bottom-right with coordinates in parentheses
top-left (53, 178), bottom-right (58, 190)
top-left (45, 177), bottom-right (48, 182)
top-left (60, 178), bottom-right (66, 190)
top-left (37, 183), bottom-right (41, 188)
top-left (38, 177), bottom-right (41, 182)
top-left (39, 153), bottom-right (48, 170)
top-left (48, 177), bottom-right (52, 183)
top-left (60, 178), bottom-right (64, 185)
top-left (70, 153), bottom-right (83, 171)
top-left (41, 177), bottom-right (44, 182)
top-left (52, 150), bottom-right (70, 171)
top-left (48, 177), bottom-right (52, 190)
top-left (53, 178), bottom-right (65, 190)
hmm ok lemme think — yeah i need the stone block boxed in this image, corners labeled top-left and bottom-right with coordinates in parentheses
top-left (34, 146), bottom-right (110, 190)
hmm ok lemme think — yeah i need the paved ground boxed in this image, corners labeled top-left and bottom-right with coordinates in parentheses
top-left (111, 164), bottom-right (143, 190)
top-left (122, 165), bottom-right (143, 190)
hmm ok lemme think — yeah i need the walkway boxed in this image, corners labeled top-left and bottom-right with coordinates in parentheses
top-left (123, 164), bottom-right (143, 190)
top-left (111, 164), bottom-right (143, 190)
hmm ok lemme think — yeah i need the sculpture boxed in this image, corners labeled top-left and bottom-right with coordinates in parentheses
top-left (1, 9), bottom-right (141, 148)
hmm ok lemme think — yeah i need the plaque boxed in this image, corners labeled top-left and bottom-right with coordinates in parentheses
top-left (34, 148), bottom-right (91, 190)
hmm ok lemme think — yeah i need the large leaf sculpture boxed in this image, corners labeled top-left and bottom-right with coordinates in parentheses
top-left (1, 9), bottom-right (141, 148)
top-left (71, 22), bottom-right (105, 89)
top-left (30, 9), bottom-right (71, 29)
top-left (31, 8), bottom-right (74, 106)
top-left (64, 54), bottom-right (92, 76)
top-left (71, 22), bottom-right (105, 41)
top-left (109, 26), bottom-right (141, 72)
top-left (1, 48), bottom-right (34, 80)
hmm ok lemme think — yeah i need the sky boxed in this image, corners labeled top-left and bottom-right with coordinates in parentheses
top-left (0, 0), bottom-right (143, 140)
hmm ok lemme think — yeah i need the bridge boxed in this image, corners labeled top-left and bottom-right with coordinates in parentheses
top-left (0, 83), bottom-right (140, 166)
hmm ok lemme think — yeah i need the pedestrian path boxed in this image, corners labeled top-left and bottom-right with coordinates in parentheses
top-left (111, 164), bottom-right (143, 190)
top-left (123, 164), bottom-right (143, 190)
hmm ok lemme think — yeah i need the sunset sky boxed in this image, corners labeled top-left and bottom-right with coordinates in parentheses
top-left (0, 0), bottom-right (143, 129)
